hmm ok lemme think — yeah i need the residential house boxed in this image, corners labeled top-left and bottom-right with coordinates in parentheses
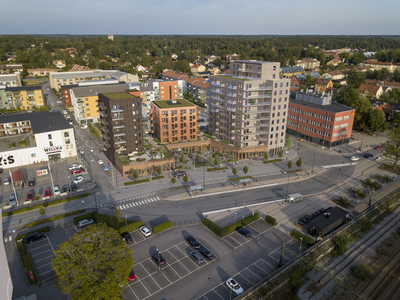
top-left (123, 61), bottom-right (131, 66)
top-left (204, 55), bottom-right (220, 65)
top-left (366, 79), bottom-right (400, 90)
top-left (208, 67), bottom-right (221, 76)
top-left (28, 68), bottom-right (58, 77)
top-left (171, 53), bottom-right (178, 60)
top-left (372, 102), bottom-right (396, 122)
top-left (291, 72), bottom-right (321, 87)
top-left (358, 83), bottom-right (383, 99)
top-left (1, 64), bottom-right (23, 73)
top-left (135, 65), bottom-right (146, 72)
top-left (186, 78), bottom-right (209, 104)
top-left (295, 58), bottom-right (320, 70)
top-left (323, 51), bottom-right (340, 59)
top-left (53, 60), bottom-right (66, 69)
top-left (322, 70), bottom-right (346, 81)
top-left (225, 54), bottom-right (239, 62)
top-left (314, 78), bottom-right (333, 93)
top-left (360, 60), bottom-right (398, 72)
top-left (327, 58), bottom-right (343, 67)
top-left (190, 64), bottom-right (206, 73)
top-left (70, 64), bottom-right (91, 71)
top-left (108, 34), bottom-right (114, 41)
top-left (281, 66), bottom-right (304, 78)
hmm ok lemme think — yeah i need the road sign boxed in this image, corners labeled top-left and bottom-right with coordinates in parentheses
top-left (29, 270), bottom-right (34, 282)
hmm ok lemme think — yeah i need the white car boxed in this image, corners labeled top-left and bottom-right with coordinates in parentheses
top-left (139, 226), bottom-right (152, 237)
top-left (69, 163), bottom-right (83, 170)
top-left (4, 178), bottom-right (9, 185)
top-left (350, 156), bottom-right (359, 161)
top-left (63, 110), bottom-right (68, 115)
top-left (82, 125), bottom-right (88, 129)
top-left (80, 150), bottom-right (84, 154)
top-left (226, 278), bottom-right (243, 295)
top-left (54, 186), bottom-right (61, 196)
top-left (97, 160), bottom-right (104, 165)
top-left (73, 175), bottom-right (84, 184)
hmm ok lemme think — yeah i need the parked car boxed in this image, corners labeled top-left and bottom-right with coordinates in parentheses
top-left (62, 185), bottom-right (70, 193)
top-left (172, 170), bottom-right (186, 178)
top-left (97, 160), bottom-right (104, 165)
top-left (152, 253), bottom-right (166, 267)
top-left (71, 184), bottom-right (78, 192)
top-left (63, 110), bottom-right (68, 115)
top-left (102, 165), bottom-right (110, 171)
top-left (189, 251), bottom-right (204, 264)
top-left (77, 219), bottom-right (94, 227)
top-left (376, 156), bottom-right (383, 161)
top-left (54, 186), bottom-right (61, 196)
top-left (44, 189), bottom-right (51, 197)
top-left (71, 168), bottom-right (85, 174)
top-left (73, 175), bottom-right (84, 184)
top-left (24, 232), bottom-right (46, 244)
top-left (122, 233), bottom-right (133, 244)
top-left (27, 192), bottom-right (34, 201)
top-left (4, 178), bottom-right (9, 185)
top-left (82, 125), bottom-right (88, 129)
top-left (350, 156), bottom-right (359, 161)
top-left (128, 270), bottom-right (136, 282)
top-left (69, 163), bottom-right (83, 170)
top-left (236, 227), bottom-right (251, 237)
top-left (9, 194), bottom-right (17, 206)
top-left (186, 236), bottom-right (201, 249)
top-left (28, 178), bottom-right (35, 186)
top-left (226, 278), bottom-right (243, 295)
top-left (139, 226), bottom-right (151, 237)
top-left (374, 145), bottom-right (382, 150)
top-left (80, 150), bottom-right (84, 154)
top-left (198, 247), bottom-right (214, 260)
top-left (364, 153), bottom-right (374, 158)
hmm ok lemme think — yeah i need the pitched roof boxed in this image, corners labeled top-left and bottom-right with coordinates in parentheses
top-left (281, 66), bottom-right (304, 73)
top-left (358, 83), bottom-right (381, 96)
top-left (315, 78), bottom-right (332, 86)
top-left (373, 102), bottom-right (395, 116)
top-left (162, 71), bottom-right (190, 81)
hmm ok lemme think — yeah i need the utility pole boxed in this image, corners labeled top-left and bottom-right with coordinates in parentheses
top-left (369, 187), bottom-right (375, 207)
top-left (279, 240), bottom-right (285, 267)
top-left (48, 160), bottom-right (55, 196)
top-left (311, 144), bottom-right (317, 175)
top-left (360, 126), bottom-right (366, 150)
top-left (9, 169), bottom-right (18, 205)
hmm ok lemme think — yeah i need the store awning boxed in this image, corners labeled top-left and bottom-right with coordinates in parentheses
top-left (12, 170), bottom-right (23, 183)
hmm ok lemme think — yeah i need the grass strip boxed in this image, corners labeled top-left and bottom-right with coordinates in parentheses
top-left (20, 209), bottom-right (86, 229)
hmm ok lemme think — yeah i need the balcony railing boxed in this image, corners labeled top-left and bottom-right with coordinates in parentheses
top-left (99, 111), bottom-right (104, 118)
top-left (114, 140), bottom-right (126, 144)
top-left (211, 82), bottom-right (224, 87)
top-left (227, 107), bottom-right (235, 112)
top-left (115, 147), bottom-right (127, 152)
top-left (246, 86), bottom-right (273, 91)
top-left (244, 101), bottom-right (271, 107)
top-left (111, 108), bottom-right (123, 113)
top-left (247, 108), bottom-right (271, 114)
top-left (114, 132), bottom-right (126, 137)
top-left (243, 94), bottom-right (272, 99)
top-left (112, 115), bottom-right (124, 121)
top-left (113, 123), bottom-right (125, 129)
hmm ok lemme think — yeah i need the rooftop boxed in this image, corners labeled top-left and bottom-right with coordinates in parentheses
top-left (51, 70), bottom-right (128, 79)
top-left (214, 75), bottom-right (251, 81)
top-left (0, 74), bottom-right (18, 82)
top-left (153, 99), bottom-right (195, 109)
top-left (309, 207), bottom-right (348, 230)
top-left (5, 86), bottom-right (43, 92)
top-left (72, 83), bottom-right (127, 98)
top-left (101, 91), bottom-right (138, 100)
top-left (290, 92), bottom-right (355, 113)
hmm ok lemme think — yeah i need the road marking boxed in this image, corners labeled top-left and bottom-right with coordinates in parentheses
top-left (156, 197), bottom-right (160, 200)
top-left (246, 267), bottom-right (261, 279)
top-left (237, 272), bottom-right (253, 284)
top-left (36, 261), bottom-right (53, 269)
top-left (126, 284), bottom-right (140, 300)
top-left (212, 290), bottom-right (225, 299)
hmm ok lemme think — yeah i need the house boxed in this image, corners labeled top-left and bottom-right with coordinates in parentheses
top-left (204, 55), bottom-right (220, 65)
top-left (171, 53), bottom-right (178, 60)
top-left (291, 72), bottom-right (321, 87)
top-left (372, 102), bottom-right (396, 122)
top-left (135, 65), bottom-right (146, 72)
top-left (358, 84), bottom-right (383, 99)
top-left (7, 55), bottom-right (16, 62)
top-left (295, 58), bottom-right (320, 70)
top-left (327, 58), bottom-right (343, 67)
top-left (323, 70), bottom-right (346, 81)
top-left (190, 64), bottom-right (206, 73)
top-left (314, 78), bottom-right (333, 93)
top-left (323, 51), bottom-right (340, 59)
top-left (360, 60), bottom-right (398, 72)
top-left (28, 68), bottom-right (58, 77)
top-left (207, 67), bottom-right (221, 76)
top-left (53, 60), bottom-right (66, 69)
top-left (0, 64), bottom-right (23, 73)
top-left (281, 66), bottom-right (304, 78)
top-left (108, 34), bottom-right (114, 41)
top-left (123, 61), bottom-right (131, 66)
top-left (225, 53), bottom-right (239, 62)
top-left (366, 79), bottom-right (400, 90)
top-left (70, 64), bottom-right (91, 71)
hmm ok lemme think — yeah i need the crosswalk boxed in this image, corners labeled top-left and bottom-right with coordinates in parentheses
top-left (115, 193), bottom-right (161, 210)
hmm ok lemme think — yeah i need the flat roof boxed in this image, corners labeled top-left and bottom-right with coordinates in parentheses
top-left (214, 75), bottom-right (251, 81)
top-left (6, 86), bottom-right (42, 92)
top-left (51, 70), bottom-right (127, 79)
top-left (233, 60), bottom-right (276, 64)
top-left (72, 83), bottom-right (127, 97)
top-left (0, 111), bottom-right (71, 133)
top-left (309, 207), bottom-right (348, 230)
top-left (153, 99), bottom-right (195, 109)
top-left (0, 74), bottom-right (18, 81)
top-left (289, 98), bottom-right (354, 113)
top-left (101, 92), bottom-right (138, 99)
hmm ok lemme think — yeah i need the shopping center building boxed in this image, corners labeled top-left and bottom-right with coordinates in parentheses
top-left (0, 111), bottom-right (77, 169)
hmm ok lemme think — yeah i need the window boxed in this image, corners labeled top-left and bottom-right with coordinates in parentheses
top-left (65, 138), bottom-right (70, 144)
top-left (274, 91), bottom-right (277, 95)
top-left (286, 82), bottom-right (289, 87)
top-left (275, 83), bottom-right (277, 88)
top-left (279, 98), bottom-right (281, 102)
top-left (335, 116), bottom-right (343, 122)
top-left (285, 97), bottom-right (287, 101)
top-left (278, 105), bottom-right (281, 109)
top-left (48, 134), bottom-right (52, 140)
top-left (273, 106), bottom-right (276, 110)
top-left (280, 83), bottom-right (283, 87)
top-left (340, 123), bottom-right (348, 128)
top-left (49, 141), bottom-right (53, 146)
top-left (285, 90), bottom-right (288, 94)
top-left (64, 132), bottom-right (69, 137)
top-left (273, 99), bottom-right (276, 103)
top-left (86, 103), bottom-right (89, 106)
top-left (344, 115), bottom-right (350, 120)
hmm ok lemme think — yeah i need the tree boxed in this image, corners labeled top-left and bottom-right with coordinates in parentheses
top-left (263, 152), bottom-right (269, 162)
top-left (351, 263), bottom-right (373, 281)
top-left (287, 160), bottom-right (293, 170)
top-left (195, 153), bottom-right (200, 163)
top-left (170, 177), bottom-right (176, 185)
top-left (133, 169), bottom-right (139, 180)
top-left (207, 157), bottom-right (214, 166)
top-left (296, 157), bottom-right (302, 168)
top-left (278, 149), bottom-right (284, 159)
top-left (285, 136), bottom-right (293, 148)
top-left (339, 52), bottom-right (350, 61)
top-left (368, 109), bottom-right (388, 133)
top-left (346, 70), bottom-right (366, 89)
top-left (52, 223), bottom-right (133, 300)
top-left (113, 206), bottom-right (122, 229)
top-left (243, 166), bottom-right (248, 174)
top-left (156, 165), bottom-right (162, 178)
top-left (182, 174), bottom-right (188, 183)
top-left (39, 207), bottom-right (46, 215)
top-left (232, 167), bottom-right (237, 176)
top-left (213, 154), bottom-right (221, 166)
top-left (392, 112), bottom-right (400, 128)
top-left (304, 75), bottom-right (315, 87)
top-left (383, 127), bottom-right (400, 169)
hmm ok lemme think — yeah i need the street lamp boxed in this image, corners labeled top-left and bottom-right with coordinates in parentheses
top-left (48, 160), bottom-right (55, 196)
top-left (125, 215), bottom-right (128, 231)
top-left (9, 169), bottom-right (18, 206)
top-left (156, 248), bottom-right (161, 271)
top-left (234, 212), bottom-right (237, 227)
top-left (90, 159), bottom-right (94, 182)
top-left (311, 144), bottom-right (317, 175)
top-left (286, 169), bottom-right (290, 202)
top-left (300, 237), bottom-right (303, 253)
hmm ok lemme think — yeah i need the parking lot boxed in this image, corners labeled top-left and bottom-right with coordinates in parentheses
top-left (122, 241), bottom-right (217, 300)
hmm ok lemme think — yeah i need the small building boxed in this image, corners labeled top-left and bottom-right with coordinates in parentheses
top-left (358, 83), bottom-right (383, 99)
top-left (308, 207), bottom-right (348, 236)
top-left (281, 66), bottom-right (304, 78)
top-left (372, 102), bottom-right (396, 122)
top-left (314, 78), bottom-right (333, 93)
top-left (53, 60), bottom-right (66, 69)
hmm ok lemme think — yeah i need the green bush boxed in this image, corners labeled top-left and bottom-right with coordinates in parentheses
top-left (136, 158), bottom-right (146, 162)
top-left (334, 196), bottom-right (351, 208)
top-left (203, 214), bottom-right (259, 237)
top-left (332, 234), bottom-right (351, 254)
top-left (124, 179), bottom-right (150, 186)
top-left (16, 226), bottom-right (51, 240)
top-left (145, 144), bottom-right (152, 150)
top-left (263, 159), bottom-right (281, 164)
top-left (229, 176), bottom-right (252, 181)
top-left (207, 167), bottom-right (229, 172)
top-left (265, 215), bottom-right (277, 226)
top-left (202, 218), bottom-right (222, 236)
top-left (153, 220), bottom-right (173, 234)
top-left (21, 209), bottom-right (86, 229)
top-left (118, 221), bottom-right (144, 234)
top-left (221, 140), bottom-right (229, 144)
top-left (361, 218), bottom-right (372, 232)
top-left (291, 230), bottom-right (315, 245)
top-left (351, 263), bottom-right (373, 281)
top-left (152, 176), bottom-right (165, 180)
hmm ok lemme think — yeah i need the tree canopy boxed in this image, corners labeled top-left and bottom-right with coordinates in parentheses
top-left (52, 223), bottom-right (133, 300)
top-left (383, 127), bottom-right (400, 168)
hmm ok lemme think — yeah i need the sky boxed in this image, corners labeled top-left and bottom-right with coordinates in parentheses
top-left (1, 0), bottom-right (400, 35)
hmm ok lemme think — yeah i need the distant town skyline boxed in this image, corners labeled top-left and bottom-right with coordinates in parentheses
top-left (2, 0), bottom-right (400, 35)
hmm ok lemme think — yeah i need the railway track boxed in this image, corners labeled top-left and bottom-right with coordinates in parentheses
top-left (387, 282), bottom-right (400, 300)
top-left (305, 211), bottom-right (400, 299)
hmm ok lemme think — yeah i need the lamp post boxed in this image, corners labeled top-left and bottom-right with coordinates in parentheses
top-left (64, 170), bottom-right (68, 194)
top-left (90, 159), bottom-right (94, 182)
top-left (156, 248), bottom-right (161, 271)
top-left (360, 126), bottom-right (366, 150)
top-left (300, 237), bottom-right (303, 253)
top-left (234, 212), bottom-right (237, 227)
top-left (9, 169), bottom-right (18, 206)
top-left (311, 144), bottom-right (317, 175)
top-left (286, 168), bottom-right (290, 202)
top-left (125, 215), bottom-right (128, 231)
top-left (48, 160), bottom-right (55, 196)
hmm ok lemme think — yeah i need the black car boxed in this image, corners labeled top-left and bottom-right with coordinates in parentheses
top-left (186, 236), bottom-right (201, 249)
top-left (172, 170), bottom-right (186, 178)
top-left (199, 247), bottom-right (214, 260)
top-left (364, 153), bottom-right (374, 158)
top-left (28, 179), bottom-right (35, 186)
top-left (236, 227), bottom-right (251, 237)
top-left (152, 253), bottom-right (166, 267)
top-left (0, 168), bottom-right (3, 174)
top-left (61, 185), bottom-right (69, 192)
top-left (25, 232), bottom-right (46, 244)
top-left (122, 233), bottom-right (133, 244)
top-left (71, 184), bottom-right (78, 192)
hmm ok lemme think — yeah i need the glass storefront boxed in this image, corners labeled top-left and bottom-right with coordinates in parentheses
top-left (48, 153), bottom-right (61, 160)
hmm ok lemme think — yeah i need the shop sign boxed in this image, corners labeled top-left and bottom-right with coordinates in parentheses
top-left (37, 169), bottom-right (48, 176)
top-left (0, 154), bottom-right (15, 166)
top-left (44, 146), bottom-right (63, 154)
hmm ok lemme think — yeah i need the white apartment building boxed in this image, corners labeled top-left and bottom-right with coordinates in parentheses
top-left (209, 60), bottom-right (290, 153)
top-left (0, 74), bottom-right (21, 87)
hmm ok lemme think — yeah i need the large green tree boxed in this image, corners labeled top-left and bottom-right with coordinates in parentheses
top-left (383, 127), bottom-right (400, 169)
top-left (368, 109), bottom-right (388, 132)
top-left (346, 70), bottom-right (366, 89)
top-left (52, 223), bottom-right (133, 300)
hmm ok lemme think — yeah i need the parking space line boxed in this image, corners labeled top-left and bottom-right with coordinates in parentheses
top-left (36, 262), bottom-right (53, 269)
top-left (30, 249), bottom-right (54, 257)
top-left (136, 277), bottom-right (152, 296)
top-left (252, 262), bottom-right (270, 274)
top-left (34, 255), bottom-right (55, 263)
top-left (139, 260), bottom-right (152, 276)
top-left (160, 269), bottom-right (172, 284)
top-left (258, 258), bottom-right (273, 268)
top-left (126, 283), bottom-right (140, 300)
top-left (229, 235), bottom-right (242, 247)
top-left (213, 289), bottom-right (225, 300)
top-left (237, 273), bottom-right (253, 285)
top-left (247, 224), bottom-right (262, 235)
top-left (29, 243), bottom-right (50, 251)
top-left (38, 269), bottom-right (56, 276)
top-left (149, 274), bottom-right (162, 290)
top-left (273, 249), bottom-right (291, 260)
top-left (246, 267), bottom-right (261, 279)
top-left (269, 254), bottom-right (279, 262)
top-left (166, 249), bottom-right (191, 273)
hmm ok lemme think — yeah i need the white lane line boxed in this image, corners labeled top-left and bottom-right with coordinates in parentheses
top-left (118, 206), bottom-right (123, 210)
top-left (246, 267), bottom-right (261, 279)
top-left (247, 224), bottom-right (261, 235)
top-left (132, 203), bottom-right (136, 206)
top-left (269, 253), bottom-right (279, 262)
top-left (212, 290), bottom-right (225, 300)
top-left (257, 258), bottom-right (273, 268)
top-left (156, 197), bottom-right (160, 200)
top-left (126, 283), bottom-right (140, 300)
top-left (166, 248), bottom-right (191, 273)
top-left (36, 262), bottom-right (54, 269)
top-left (38, 269), bottom-right (56, 276)
top-left (252, 262), bottom-right (270, 275)
top-left (30, 249), bottom-right (54, 257)
top-left (8, 236), bottom-right (12, 242)
top-left (237, 273), bottom-right (253, 284)
top-left (34, 255), bottom-right (55, 263)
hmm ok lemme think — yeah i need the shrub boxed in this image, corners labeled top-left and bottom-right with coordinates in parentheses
top-left (152, 176), bottom-right (165, 180)
top-left (291, 230), bottom-right (315, 245)
top-left (153, 220), bottom-right (173, 234)
top-left (263, 159), bottom-right (281, 164)
top-left (124, 179), bottom-right (150, 185)
top-left (229, 176), bottom-right (252, 181)
top-left (203, 214), bottom-right (259, 237)
top-left (39, 207), bottom-right (46, 215)
top-left (265, 215), bottom-right (277, 226)
top-left (361, 218), bottom-right (372, 232)
top-left (351, 263), bottom-right (373, 280)
top-left (136, 158), bottom-right (146, 162)
top-left (145, 144), bottom-right (152, 150)
top-left (221, 140), bottom-right (229, 144)
top-left (118, 220), bottom-right (144, 234)
top-left (334, 196), bottom-right (351, 208)
top-left (9, 142), bottom-right (15, 148)
top-left (202, 218), bottom-right (222, 236)
top-left (19, 140), bottom-right (26, 146)
top-left (207, 167), bottom-right (228, 172)
top-left (16, 226), bottom-right (51, 240)
top-left (21, 209), bottom-right (86, 229)
top-left (34, 195), bottom-right (40, 201)
top-left (332, 234), bottom-right (351, 254)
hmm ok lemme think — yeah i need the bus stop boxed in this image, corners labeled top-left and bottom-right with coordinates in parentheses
top-left (238, 178), bottom-right (252, 187)
top-left (287, 193), bottom-right (303, 203)
top-left (189, 185), bottom-right (204, 197)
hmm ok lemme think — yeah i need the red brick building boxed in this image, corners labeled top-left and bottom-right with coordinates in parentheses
top-left (287, 92), bottom-right (355, 148)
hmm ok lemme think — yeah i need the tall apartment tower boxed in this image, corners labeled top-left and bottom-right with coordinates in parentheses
top-left (98, 92), bottom-right (144, 165)
top-left (209, 60), bottom-right (290, 154)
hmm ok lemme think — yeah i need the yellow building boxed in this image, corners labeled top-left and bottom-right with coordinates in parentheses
top-left (4, 86), bottom-right (44, 110)
top-left (314, 78), bottom-right (333, 93)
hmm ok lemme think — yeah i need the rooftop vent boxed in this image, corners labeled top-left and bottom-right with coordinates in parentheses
top-left (324, 213), bottom-right (330, 219)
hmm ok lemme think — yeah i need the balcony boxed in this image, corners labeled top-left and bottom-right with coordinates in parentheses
top-left (111, 108), bottom-right (123, 113)
top-left (113, 123), bottom-right (125, 129)
top-left (226, 85), bottom-right (237, 90)
top-left (211, 82), bottom-right (224, 87)
top-left (112, 114), bottom-right (124, 121)
top-left (227, 100), bottom-right (236, 105)
top-left (99, 111), bottom-right (105, 118)
top-left (210, 95), bottom-right (223, 101)
top-left (227, 107), bottom-right (235, 112)
top-left (97, 104), bottom-right (104, 110)
top-left (244, 101), bottom-right (271, 107)
top-left (243, 94), bottom-right (272, 99)
top-left (114, 139), bottom-right (126, 144)
top-left (211, 109), bottom-right (220, 113)
top-left (211, 102), bottom-right (222, 108)
top-left (247, 108), bottom-right (271, 114)
top-left (114, 132), bottom-right (126, 137)
top-left (243, 122), bottom-right (269, 129)
top-left (115, 146), bottom-right (127, 152)
top-left (246, 85), bottom-right (273, 91)
top-left (100, 119), bottom-right (108, 126)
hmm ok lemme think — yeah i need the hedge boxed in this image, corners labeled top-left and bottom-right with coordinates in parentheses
top-left (2, 193), bottom-right (91, 217)
top-left (153, 220), bottom-right (173, 234)
top-left (124, 179), bottom-right (150, 186)
top-left (229, 176), bottom-right (253, 181)
top-left (265, 215), bottom-right (277, 226)
top-left (118, 220), bottom-right (144, 234)
top-left (152, 176), bottom-right (165, 180)
top-left (207, 167), bottom-right (229, 172)
top-left (203, 213), bottom-right (260, 237)
top-left (263, 159), bottom-right (281, 164)
top-left (291, 229), bottom-right (315, 245)
top-left (21, 209), bottom-right (86, 229)
top-left (202, 218), bottom-right (222, 236)
top-left (16, 226), bottom-right (51, 240)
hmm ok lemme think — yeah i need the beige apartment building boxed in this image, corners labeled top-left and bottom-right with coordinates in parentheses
top-left (209, 60), bottom-right (290, 154)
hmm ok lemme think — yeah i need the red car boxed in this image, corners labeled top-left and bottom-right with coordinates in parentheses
top-left (71, 168), bottom-right (85, 174)
top-left (44, 189), bottom-right (51, 197)
top-left (128, 270), bottom-right (136, 282)
top-left (27, 192), bottom-right (34, 201)
top-left (374, 145), bottom-right (382, 150)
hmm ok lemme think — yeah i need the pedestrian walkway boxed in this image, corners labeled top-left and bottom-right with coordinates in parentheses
top-left (103, 193), bottom-right (162, 211)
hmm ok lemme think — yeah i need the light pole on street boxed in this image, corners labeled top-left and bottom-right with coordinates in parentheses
top-left (90, 159), bottom-right (94, 182)
top-left (48, 160), bottom-right (55, 195)
top-left (125, 215), bottom-right (128, 231)
top-left (156, 248), bottom-right (161, 271)
top-left (311, 144), bottom-right (317, 175)
top-left (234, 212), bottom-right (237, 227)
top-left (9, 169), bottom-right (18, 206)
top-left (300, 237), bottom-right (303, 253)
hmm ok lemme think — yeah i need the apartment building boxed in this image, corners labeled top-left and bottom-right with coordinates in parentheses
top-left (0, 85), bottom-right (44, 110)
top-left (209, 60), bottom-right (290, 154)
top-left (287, 91), bottom-right (355, 148)
top-left (0, 74), bottom-right (21, 87)
top-left (98, 92), bottom-right (144, 165)
top-left (151, 99), bottom-right (197, 143)
top-left (50, 70), bottom-right (138, 91)
top-left (70, 83), bottom-right (128, 124)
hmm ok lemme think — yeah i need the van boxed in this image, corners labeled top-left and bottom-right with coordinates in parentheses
top-left (77, 219), bottom-right (94, 228)
top-left (189, 251), bottom-right (204, 264)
